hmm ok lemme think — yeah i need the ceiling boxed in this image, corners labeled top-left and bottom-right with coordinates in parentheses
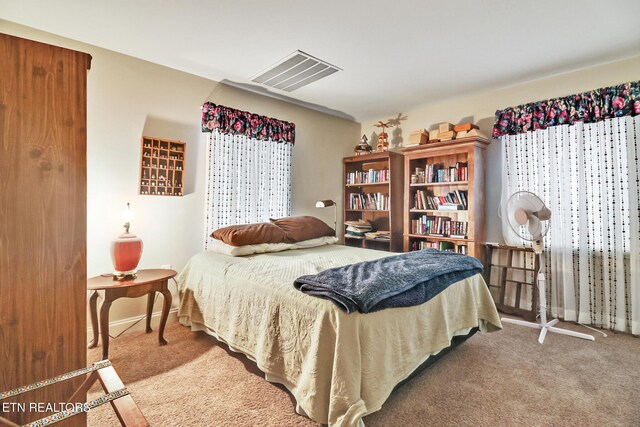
top-left (1, 0), bottom-right (639, 122)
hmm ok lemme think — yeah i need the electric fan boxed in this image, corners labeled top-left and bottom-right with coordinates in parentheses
top-left (502, 191), bottom-right (594, 344)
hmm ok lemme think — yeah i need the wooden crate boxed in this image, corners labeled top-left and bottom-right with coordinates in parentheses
top-left (453, 123), bottom-right (479, 132)
top-left (438, 122), bottom-right (453, 133)
top-left (409, 129), bottom-right (429, 145)
top-left (438, 130), bottom-right (456, 141)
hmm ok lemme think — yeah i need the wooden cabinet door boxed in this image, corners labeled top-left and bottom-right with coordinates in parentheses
top-left (0, 33), bottom-right (91, 426)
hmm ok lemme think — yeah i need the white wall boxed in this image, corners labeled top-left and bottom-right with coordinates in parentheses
top-left (4, 19), bottom-right (637, 330)
top-left (0, 21), bottom-right (360, 330)
top-left (360, 55), bottom-right (640, 243)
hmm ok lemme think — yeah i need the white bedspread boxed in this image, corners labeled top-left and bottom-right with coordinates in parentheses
top-left (177, 245), bottom-right (502, 426)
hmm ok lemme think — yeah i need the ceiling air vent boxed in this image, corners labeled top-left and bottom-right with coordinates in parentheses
top-left (251, 50), bottom-right (341, 92)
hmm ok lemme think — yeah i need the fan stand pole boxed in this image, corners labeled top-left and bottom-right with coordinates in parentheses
top-left (501, 252), bottom-right (595, 344)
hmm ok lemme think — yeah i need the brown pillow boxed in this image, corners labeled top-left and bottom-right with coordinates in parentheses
top-left (211, 222), bottom-right (287, 247)
top-left (270, 216), bottom-right (335, 243)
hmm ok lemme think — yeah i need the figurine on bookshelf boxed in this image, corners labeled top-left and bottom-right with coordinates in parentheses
top-left (374, 120), bottom-right (393, 152)
top-left (354, 135), bottom-right (373, 156)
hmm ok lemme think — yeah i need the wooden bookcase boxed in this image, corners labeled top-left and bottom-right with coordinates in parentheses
top-left (139, 136), bottom-right (185, 196)
top-left (343, 151), bottom-right (404, 252)
top-left (401, 136), bottom-right (489, 259)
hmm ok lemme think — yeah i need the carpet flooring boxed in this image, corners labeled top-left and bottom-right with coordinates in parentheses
top-left (87, 320), bottom-right (639, 426)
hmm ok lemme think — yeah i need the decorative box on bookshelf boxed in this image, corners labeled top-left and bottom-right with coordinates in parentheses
top-left (401, 136), bottom-right (490, 259)
top-left (139, 136), bottom-right (185, 196)
top-left (343, 151), bottom-right (404, 252)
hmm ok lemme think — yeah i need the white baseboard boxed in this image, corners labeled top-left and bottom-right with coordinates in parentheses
top-left (87, 308), bottom-right (179, 340)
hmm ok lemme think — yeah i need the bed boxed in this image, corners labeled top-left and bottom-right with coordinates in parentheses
top-left (177, 244), bottom-right (502, 426)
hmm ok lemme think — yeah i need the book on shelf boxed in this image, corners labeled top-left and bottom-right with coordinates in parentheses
top-left (439, 241), bottom-right (455, 252)
top-left (364, 230), bottom-right (390, 241)
top-left (344, 219), bottom-right (372, 227)
top-left (345, 234), bottom-right (365, 240)
top-left (438, 203), bottom-right (464, 211)
top-left (346, 168), bottom-right (389, 185)
top-left (411, 240), bottom-right (468, 254)
top-left (413, 190), bottom-right (468, 210)
top-left (345, 220), bottom-right (373, 237)
top-left (349, 192), bottom-right (389, 210)
top-left (413, 167), bottom-right (425, 183)
top-left (411, 162), bottom-right (468, 184)
top-left (411, 215), bottom-right (468, 237)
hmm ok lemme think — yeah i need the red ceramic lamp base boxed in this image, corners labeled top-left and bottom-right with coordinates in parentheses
top-left (111, 232), bottom-right (143, 280)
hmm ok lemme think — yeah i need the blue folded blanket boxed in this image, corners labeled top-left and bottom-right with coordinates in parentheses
top-left (293, 249), bottom-right (483, 313)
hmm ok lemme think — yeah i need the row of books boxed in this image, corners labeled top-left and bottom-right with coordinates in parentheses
top-left (414, 189), bottom-right (468, 210)
top-left (346, 168), bottom-right (389, 185)
top-left (411, 240), bottom-right (468, 254)
top-left (411, 215), bottom-right (468, 237)
top-left (412, 162), bottom-right (468, 183)
top-left (364, 230), bottom-right (390, 241)
top-left (348, 193), bottom-right (389, 211)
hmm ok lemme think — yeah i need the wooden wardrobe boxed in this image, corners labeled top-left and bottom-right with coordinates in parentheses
top-left (0, 33), bottom-right (91, 425)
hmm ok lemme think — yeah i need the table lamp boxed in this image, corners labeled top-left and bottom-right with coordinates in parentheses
top-left (315, 200), bottom-right (337, 235)
top-left (110, 202), bottom-right (143, 280)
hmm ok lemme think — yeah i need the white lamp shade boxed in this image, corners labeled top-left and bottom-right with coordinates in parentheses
top-left (315, 200), bottom-right (335, 208)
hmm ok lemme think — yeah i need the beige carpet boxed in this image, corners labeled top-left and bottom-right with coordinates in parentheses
top-left (87, 320), bottom-right (639, 426)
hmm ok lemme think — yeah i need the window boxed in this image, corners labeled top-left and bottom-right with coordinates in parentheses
top-left (203, 131), bottom-right (292, 249)
top-left (500, 115), bottom-right (639, 334)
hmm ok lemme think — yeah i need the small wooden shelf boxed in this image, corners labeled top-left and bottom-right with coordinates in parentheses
top-left (139, 136), bottom-right (186, 196)
top-left (484, 244), bottom-right (538, 322)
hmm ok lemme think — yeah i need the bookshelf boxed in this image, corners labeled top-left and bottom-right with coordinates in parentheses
top-left (139, 136), bottom-right (185, 196)
top-left (401, 136), bottom-right (490, 259)
top-left (343, 151), bottom-right (404, 252)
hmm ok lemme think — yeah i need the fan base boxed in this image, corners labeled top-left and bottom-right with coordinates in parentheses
top-left (501, 317), bottom-right (595, 344)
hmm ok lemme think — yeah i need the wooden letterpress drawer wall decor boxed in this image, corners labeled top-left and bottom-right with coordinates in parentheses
top-left (139, 136), bottom-right (185, 196)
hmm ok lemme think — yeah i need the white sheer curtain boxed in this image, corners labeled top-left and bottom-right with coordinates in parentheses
top-left (501, 116), bottom-right (639, 335)
top-left (204, 130), bottom-right (292, 249)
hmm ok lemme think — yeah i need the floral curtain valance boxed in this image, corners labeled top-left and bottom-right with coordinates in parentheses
top-left (201, 102), bottom-right (295, 144)
top-left (493, 80), bottom-right (640, 137)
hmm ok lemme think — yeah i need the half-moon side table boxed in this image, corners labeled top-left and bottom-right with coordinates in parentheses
top-left (87, 269), bottom-right (177, 360)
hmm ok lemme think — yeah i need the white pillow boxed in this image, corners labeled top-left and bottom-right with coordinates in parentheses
top-left (290, 236), bottom-right (338, 249)
top-left (208, 236), bottom-right (338, 257)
